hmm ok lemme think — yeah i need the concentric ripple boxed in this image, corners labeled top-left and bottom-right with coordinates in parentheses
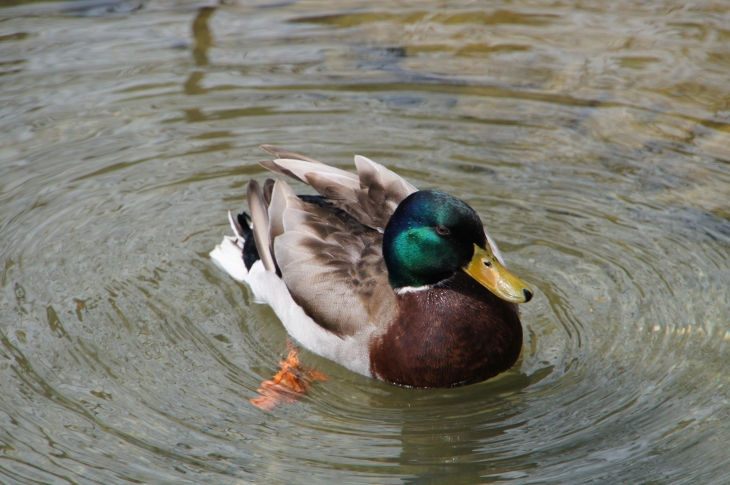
top-left (1, 1), bottom-right (730, 484)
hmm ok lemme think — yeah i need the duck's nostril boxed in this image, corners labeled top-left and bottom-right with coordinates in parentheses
top-left (522, 289), bottom-right (533, 302)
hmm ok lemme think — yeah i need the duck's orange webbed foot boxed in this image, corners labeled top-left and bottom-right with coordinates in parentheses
top-left (250, 341), bottom-right (328, 410)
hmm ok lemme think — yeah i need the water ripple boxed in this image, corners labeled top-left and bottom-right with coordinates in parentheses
top-left (2, 1), bottom-right (730, 484)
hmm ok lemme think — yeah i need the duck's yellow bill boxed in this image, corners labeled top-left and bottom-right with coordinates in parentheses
top-left (463, 244), bottom-right (533, 303)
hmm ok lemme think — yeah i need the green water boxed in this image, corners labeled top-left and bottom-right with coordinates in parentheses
top-left (1, 1), bottom-right (729, 483)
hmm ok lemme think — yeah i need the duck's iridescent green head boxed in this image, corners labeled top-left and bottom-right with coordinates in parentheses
top-left (383, 190), bottom-right (533, 303)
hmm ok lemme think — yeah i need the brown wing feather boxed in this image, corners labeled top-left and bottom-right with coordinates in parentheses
top-left (353, 155), bottom-right (418, 231)
top-left (260, 145), bottom-right (329, 165)
top-left (247, 180), bottom-right (276, 272)
top-left (259, 150), bottom-right (417, 232)
top-left (248, 147), bottom-right (412, 336)
top-left (270, 181), bottom-right (396, 336)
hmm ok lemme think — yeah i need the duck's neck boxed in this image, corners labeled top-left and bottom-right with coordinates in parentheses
top-left (370, 272), bottom-right (523, 388)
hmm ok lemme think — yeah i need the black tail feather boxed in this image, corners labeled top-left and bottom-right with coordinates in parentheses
top-left (238, 212), bottom-right (260, 271)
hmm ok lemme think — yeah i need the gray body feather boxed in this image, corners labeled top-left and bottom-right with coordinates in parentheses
top-left (250, 148), bottom-right (416, 337)
top-left (216, 147), bottom-right (420, 373)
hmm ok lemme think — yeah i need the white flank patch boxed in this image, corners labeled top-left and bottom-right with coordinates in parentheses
top-left (210, 230), bottom-right (373, 377)
top-left (245, 262), bottom-right (373, 376)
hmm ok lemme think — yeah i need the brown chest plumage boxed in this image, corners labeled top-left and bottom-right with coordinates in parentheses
top-left (369, 272), bottom-right (523, 388)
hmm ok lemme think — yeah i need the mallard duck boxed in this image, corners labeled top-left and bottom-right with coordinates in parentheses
top-left (210, 146), bottom-right (533, 388)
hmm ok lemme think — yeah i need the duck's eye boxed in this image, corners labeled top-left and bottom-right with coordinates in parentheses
top-left (435, 225), bottom-right (450, 236)
top-left (483, 260), bottom-right (492, 268)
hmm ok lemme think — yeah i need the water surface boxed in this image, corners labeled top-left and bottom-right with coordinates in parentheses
top-left (1, 1), bottom-right (730, 483)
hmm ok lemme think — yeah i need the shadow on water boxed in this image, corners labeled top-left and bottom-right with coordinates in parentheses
top-left (391, 371), bottom-right (548, 484)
